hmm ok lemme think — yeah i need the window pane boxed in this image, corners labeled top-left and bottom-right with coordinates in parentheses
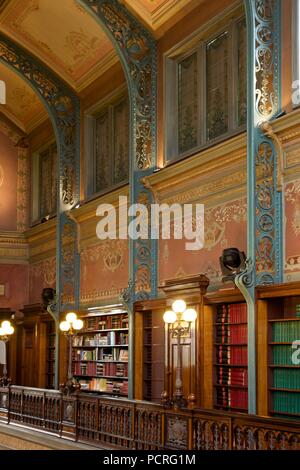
top-left (178, 52), bottom-right (198, 154)
top-left (206, 32), bottom-right (229, 140)
top-left (237, 18), bottom-right (247, 127)
top-left (39, 144), bottom-right (57, 218)
top-left (95, 112), bottom-right (110, 192)
top-left (113, 98), bottom-right (129, 184)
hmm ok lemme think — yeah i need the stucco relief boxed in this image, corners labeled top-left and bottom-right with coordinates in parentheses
top-left (30, 257), bottom-right (56, 286)
top-left (81, 239), bottom-right (127, 273)
top-left (65, 30), bottom-right (100, 62)
top-left (159, 197), bottom-right (247, 287)
top-left (205, 200), bottom-right (247, 251)
top-left (284, 181), bottom-right (300, 280)
top-left (285, 181), bottom-right (300, 237)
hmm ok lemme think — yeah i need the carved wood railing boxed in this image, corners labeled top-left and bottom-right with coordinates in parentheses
top-left (0, 386), bottom-right (299, 450)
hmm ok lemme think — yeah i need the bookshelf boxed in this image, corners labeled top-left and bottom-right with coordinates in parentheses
top-left (267, 296), bottom-right (300, 419)
top-left (213, 302), bottom-right (248, 412)
top-left (141, 310), bottom-right (165, 402)
top-left (72, 307), bottom-right (129, 397)
top-left (256, 283), bottom-right (300, 420)
top-left (46, 320), bottom-right (56, 389)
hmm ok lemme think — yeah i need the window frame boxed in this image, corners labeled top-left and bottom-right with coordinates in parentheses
top-left (164, 5), bottom-right (246, 165)
top-left (31, 139), bottom-right (57, 226)
top-left (84, 85), bottom-right (129, 201)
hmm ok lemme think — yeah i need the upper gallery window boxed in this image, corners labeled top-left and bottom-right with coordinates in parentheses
top-left (86, 92), bottom-right (129, 197)
top-left (31, 141), bottom-right (57, 225)
top-left (293, 0), bottom-right (300, 106)
top-left (165, 15), bottom-right (246, 163)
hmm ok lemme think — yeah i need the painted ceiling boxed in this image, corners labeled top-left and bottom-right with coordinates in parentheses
top-left (0, 62), bottom-right (46, 132)
top-left (0, 0), bottom-right (197, 132)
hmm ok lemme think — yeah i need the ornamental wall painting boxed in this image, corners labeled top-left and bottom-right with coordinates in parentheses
top-left (285, 180), bottom-right (300, 280)
top-left (80, 239), bottom-right (129, 304)
top-left (159, 198), bottom-right (247, 288)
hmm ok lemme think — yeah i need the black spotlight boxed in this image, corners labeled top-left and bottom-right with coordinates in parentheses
top-left (219, 248), bottom-right (246, 282)
top-left (41, 288), bottom-right (56, 311)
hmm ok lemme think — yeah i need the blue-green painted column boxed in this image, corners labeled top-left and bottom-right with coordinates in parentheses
top-left (237, 0), bottom-right (283, 414)
top-left (78, 0), bottom-right (158, 399)
top-left (0, 33), bottom-right (80, 389)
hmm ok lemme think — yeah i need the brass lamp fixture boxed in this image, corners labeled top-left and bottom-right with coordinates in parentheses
top-left (162, 300), bottom-right (197, 409)
top-left (0, 320), bottom-right (14, 387)
top-left (59, 312), bottom-right (83, 395)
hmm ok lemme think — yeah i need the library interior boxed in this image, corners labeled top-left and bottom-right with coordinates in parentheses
top-left (0, 0), bottom-right (299, 452)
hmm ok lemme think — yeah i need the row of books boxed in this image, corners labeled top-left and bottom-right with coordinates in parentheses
top-left (216, 303), bottom-right (247, 324)
top-left (272, 344), bottom-right (297, 365)
top-left (215, 303), bottom-right (248, 412)
top-left (272, 391), bottom-right (300, 415)
top-left (216, 367), bottom-right (248, 386)
top-left (273, 368), bottom-right (300, 390)
top-left (73, 348), bottom-right (128, 361)
top-left (216, 388), bottom-right (248, 410)
top-left (216, 345), bottom-right (248, 365)
top-left (216, 324), bottom-right (247, 344)
top-left (79, 378), bottom-right (128, 395)
top-left (272, 320), bottom-right (300, 342)
top-left (84, 315), bottom-right (128, 331)
top-left (73, 333), bottom-right (128, 347)
top-left (48, 335), bottom-right (55, 348)
top-left (74, 361), bottom-right (128, 377)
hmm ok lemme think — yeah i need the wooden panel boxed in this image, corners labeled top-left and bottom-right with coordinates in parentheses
top-left (203, 305), bottom-right (213, 408)
top-left (134, 310), bottom-right (143, 400)
top-left (257, 299), bottom-right (268, 416)
top-left (37, 322), bottom-right (47, 388)
top-left (20, 326), bottom-right (36, 387)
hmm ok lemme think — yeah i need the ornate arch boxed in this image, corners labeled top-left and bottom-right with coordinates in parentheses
top-left (78, 0), bottom-right (158, 303)
top-left (0, 33), bottom-right (81, 314)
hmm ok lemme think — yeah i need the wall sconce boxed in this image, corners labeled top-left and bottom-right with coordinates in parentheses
top-left (162, 300), bottom-right (197, 409)
top-left (219, 248), bottom-right (246, 282)
top-left (59, 312), bottom-right (83, 395)
top-left (0, 320), bottom-right (14, 387)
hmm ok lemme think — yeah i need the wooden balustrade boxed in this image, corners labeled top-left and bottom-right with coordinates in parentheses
top-left (0, 386), bottom-right (299, 450)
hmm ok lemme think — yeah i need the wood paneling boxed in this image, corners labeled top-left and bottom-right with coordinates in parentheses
top-left (257, 299), bottom-right (268, 416)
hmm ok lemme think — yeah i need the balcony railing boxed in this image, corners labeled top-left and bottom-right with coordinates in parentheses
top-left (0, 386), bottom-right (299, 450)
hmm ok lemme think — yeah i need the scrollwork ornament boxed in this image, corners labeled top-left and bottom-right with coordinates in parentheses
top-left (120, 280), bottom-right (134, 307)
top-left (235, 257), bottom-right (254, 291)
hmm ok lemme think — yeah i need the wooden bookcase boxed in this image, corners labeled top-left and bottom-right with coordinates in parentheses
top-left (134, 274), bottom-right (210, 407)
top-left (73, 306), bottom-right (129, 397)
top-left (134, 304), bottom-right (165, 402)
top-left (257, 283), bottom-right (300, 420)
top-left (46, 320), bottom-right (56, 389)
top-left (204, 288), bottom-right (248, 413)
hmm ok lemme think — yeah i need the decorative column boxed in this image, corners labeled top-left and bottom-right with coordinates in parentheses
top-left (0, 34), bottom-right (81, 388)
top-left (237, 0), bottom-right (282, 413)
top-left (79, 0), bottom-right (158, 399)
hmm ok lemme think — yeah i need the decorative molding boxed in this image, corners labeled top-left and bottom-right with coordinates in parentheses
top-left (80, 286), bottom-right (125, 305)
top-left (79, 0), bottom-right (158, 305)
top-left (0, 232), bottom-right (28, 263)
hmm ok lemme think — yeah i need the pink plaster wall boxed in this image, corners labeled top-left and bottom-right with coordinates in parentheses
top-left (285, 180), bottom-right (300, 281)
top-left (0, 264), bottom-right (29, 311)
top-left (159, 198), bottom-right (247, 289)
top-left (81, 239), bottom-right (129, 304)
top-left (29, 257), bottom-right (56, 304)
top-left (0, 130), bottom-right (18, 231)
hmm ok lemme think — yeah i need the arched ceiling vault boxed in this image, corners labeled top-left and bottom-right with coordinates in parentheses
top-left (0, 0), bottom-right (201, 132)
